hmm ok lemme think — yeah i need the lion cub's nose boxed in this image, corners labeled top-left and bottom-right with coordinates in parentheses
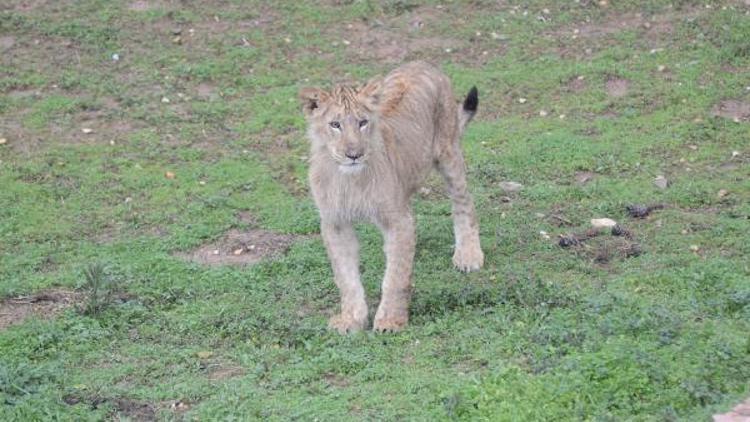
top-left (345, 149), bottom-right (364, 161)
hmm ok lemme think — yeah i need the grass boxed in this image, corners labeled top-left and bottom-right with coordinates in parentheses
top-left (1, 0), bottom-right (749, 420)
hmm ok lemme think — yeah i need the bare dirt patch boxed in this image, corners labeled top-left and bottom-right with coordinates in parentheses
top-left (714, 397), bottom-right (750, 422)
top-left (323, 373), bottom-right (350, 388)
top-left (179, 229), bottom-right (300, 266)
top-left (343, 21), bottom-right (461, 64)
top-left (128, 1), bottom-right (159, 12)
top-left (712, 100), bottom-right (750, 123)
top-left (605, 78), bottom-right (630, 98)
top-left (0, 36), bottom-right (16, 52)
top-left (550, 7), bottom-right (702, 58)
top-left (574, 171), bottom-right (596, 185)
top-left (207, 365), bottom-right (246, 381)
top-left (566, 76), bottom-right (587, 93)
top-left (64, 395), bottom-right (156, 421)
top-left (0, 288), bottom-right (81, 330)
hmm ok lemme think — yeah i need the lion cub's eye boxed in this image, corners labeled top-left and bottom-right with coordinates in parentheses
top-left (329, 121), bottom-right (341, 130)
top-left (359, 119), bottom-right (369, 128)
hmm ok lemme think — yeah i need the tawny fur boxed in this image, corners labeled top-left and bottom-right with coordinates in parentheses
top-left (300, 61), bottom-right (483, 333)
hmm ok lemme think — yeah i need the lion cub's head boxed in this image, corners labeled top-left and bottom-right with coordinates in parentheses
top-left (299, 80), bottom-right (382, 174)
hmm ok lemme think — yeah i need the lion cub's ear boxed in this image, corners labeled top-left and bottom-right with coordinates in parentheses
top-left (357, 77), bottom-right (383, 108)
top-left (299, 87), bottom-right (329, 117)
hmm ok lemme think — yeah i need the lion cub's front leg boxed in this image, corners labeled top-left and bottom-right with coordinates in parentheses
top-left (321, 221), bottom-right (368, 334)
top-left (373, 213), bottom-right (416, 332)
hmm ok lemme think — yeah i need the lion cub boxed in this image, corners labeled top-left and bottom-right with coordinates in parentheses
top-left (300, 61), bottom-right (483, 333)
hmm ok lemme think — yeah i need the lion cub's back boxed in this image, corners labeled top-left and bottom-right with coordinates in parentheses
top-left (380, 62), bottom-right (455, 154)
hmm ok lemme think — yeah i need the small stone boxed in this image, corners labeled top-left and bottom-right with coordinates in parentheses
top-left (687, 144), bottom-right (698, 150)
top-left (657, 65), bottom-right (666, 72)
top-left (0, 138), bottom-right (6, 145)
top-left (418, 187), bottom-right (432, 196)
top-left (165, 171), bottom-right (176, 179)
top-left (518, 98), bottom-right (527, 104)
top-left (161, 97), bottom-right (170, 103)
top-left (717, 189), bottom-right (729, 198)
top-left (732, 150), bottom-right (740, 157)
top-left (559, 114), bottom-right (566, 119)
top-left (342, 39), bottom-right (350, 45)
top-left (172, 36), bottom-right (182, 44)
top-left (81, 128), bottom-right (94, 134)
top-left (539, 110), bottom-right (548, 117)
top-left (124, 197), bottom-right (132, 203)
top-left (539, 230), bottom-right (551, 240)
top-left (681, 229), bottom-right (688, 235)
top-left (212, 249), bottom-right (220, 255)
top-left (689, 244), bottom-right (700, 252)
top-left (653, 175), bottom-right (669, 189)
top-left (171, 28), bottom-right (182, 35)
top-left (199, 180), bottom-right (206, 186)
top-left (233, 248), bottom-right (243, 255)
top-left (591, 218), bottom-right (618, 229)
top-left (111, 53), bottom-right (120, 61)
top-left (499, 181), bottom-right (523, 192)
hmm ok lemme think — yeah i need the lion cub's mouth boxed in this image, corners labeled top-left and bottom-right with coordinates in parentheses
top-left (338, 162), bottom-right (365, 174)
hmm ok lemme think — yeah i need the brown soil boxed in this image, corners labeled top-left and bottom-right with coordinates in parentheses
top-left (0, 36), bottom-right (15, 51)
top-left (605, 78), bottom-right (630, 98)
top-left (128, 1), bottom-right (159, 12)
top-left (714, 398), bottom-right (750, 422)
top-left (207, 365), bottom-right (246, 381)
top-left (712, 100), bottom-right (750, 122)
top-left (574, 171), bottom-right (596, 185)
top-left (179, 229), bottom-right (300, 266)
top-left (323, 372), bottom-right (350, 388)
top-left (551, 7), bottom-right (702, 59)
top-left (64, 395), bottom-right (156, 421)
top-left (0, 288), bottom-right (81, 330)
top-left (343, 21), bottom-right (460, 64)
top-left (566, 76), bottom-right (587, 93)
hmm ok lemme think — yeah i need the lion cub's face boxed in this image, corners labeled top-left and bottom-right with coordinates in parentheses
top-left (300, 81), bottom-right (381, 174)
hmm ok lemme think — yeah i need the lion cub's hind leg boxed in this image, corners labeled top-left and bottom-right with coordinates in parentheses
top-left (437, 146), bottom-right (484, 272)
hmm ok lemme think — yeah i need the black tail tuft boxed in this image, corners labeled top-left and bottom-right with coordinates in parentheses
top-left (463, 86), bottom-right (478, 113)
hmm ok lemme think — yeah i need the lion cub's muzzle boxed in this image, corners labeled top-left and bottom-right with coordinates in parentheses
top-left (337, 146), bottom-right (366, 172)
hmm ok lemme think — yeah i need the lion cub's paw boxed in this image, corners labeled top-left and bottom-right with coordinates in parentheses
top-left (328, 314), bottom-right (367, 335)
top-left (373, 310), bottom-right (409, 333)
top-left (452, 244), bottom-right (484, 272)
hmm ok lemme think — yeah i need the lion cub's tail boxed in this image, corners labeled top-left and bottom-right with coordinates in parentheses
top-left (458, 86), bottom-right (478, 135)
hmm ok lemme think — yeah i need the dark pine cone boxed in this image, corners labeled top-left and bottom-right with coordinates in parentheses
top-left (558, 235), bottom-right (579, 248)
top-left (626, 204), bottom-right (650, 218)
top-left (611, 224), bottom-right (628, 236)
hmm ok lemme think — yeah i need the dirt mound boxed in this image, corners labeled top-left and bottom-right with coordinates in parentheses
top-left (179, 229), bottom-right (300, 266)
top-left (0, 288), bottom-right (80, 330)
top-left (606, 78), bottom-right (630, 98)
top-left (712, 100), bottom-right (750, 122)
